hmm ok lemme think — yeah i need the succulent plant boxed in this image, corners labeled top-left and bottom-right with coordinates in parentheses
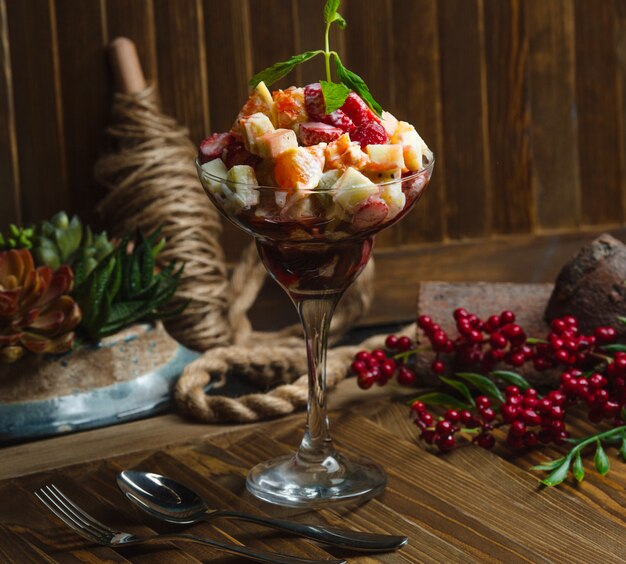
top-left (32, 211), bottom-right (114, 277)
top-left (0, 224), bottom-right (34, 250)
top-left (0, 249), bottom-right (81, 363)
top-left (75, 229), bottom-right (185, 341)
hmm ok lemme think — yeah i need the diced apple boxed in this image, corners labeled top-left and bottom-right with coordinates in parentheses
top-left (225, 165), bottom-right (260, 209)
top-left (380, 111), bottom-right (399, 136)
top-left (391, 121), bottom-right (430, 171)
top-left (256, 128), bottom-right (298, 158)
top-left (232, 81), bottom-right (277, 134)
top-left (239, 112), bottom-right (275, 153)
top-left (365, 144), bottom-right (406, 171)
top-left (380, 181), bottom-right (406, 220)
top-left (332, 167), bottom-right (379, 212)
top-left (200, 158), bottom-right (228, 194)
top-left (274, 146), bottom-right (326, 190)
top-left (317, 169), bottom-right (342, 191)
top-left (280, 193), bottom-right (317, 221)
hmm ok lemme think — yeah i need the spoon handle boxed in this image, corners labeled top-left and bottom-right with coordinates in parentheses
top-left (207, 511), bottom-right (408, 552)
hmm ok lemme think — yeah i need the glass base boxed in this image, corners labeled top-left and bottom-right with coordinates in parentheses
top-left (246, 451), bottom-right (386, 508)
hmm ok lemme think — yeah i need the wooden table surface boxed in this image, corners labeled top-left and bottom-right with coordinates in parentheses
top-left (1, 379), bottom-right (625, 563)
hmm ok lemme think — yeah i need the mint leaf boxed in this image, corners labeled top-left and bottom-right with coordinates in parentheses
top-left (572, 451), bottom-right (585, 482)
top-left (320, 80), bottom-right (350, 114)
top-left (411, 392), bottom-right (470, 411)
top-left (490, 370), bottom-right (531, 391)
top-left (455, 373), bottom-right (506, 403)
top-left (439, 376), bottom-right (475, 407)
top-left (594, 440), bottom-right (610, 475)
top-left (324, 0), bottom-right (346, 27)
top-left (333, 53), bottom-right (383, 117)
top-left (249, 50), bottom-right (322, 88)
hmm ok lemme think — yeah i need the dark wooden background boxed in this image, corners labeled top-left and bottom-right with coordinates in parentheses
top-left (2, 0), bottom-right (626, 323)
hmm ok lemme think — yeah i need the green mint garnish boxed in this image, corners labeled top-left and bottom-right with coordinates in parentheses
top-left (248, 0), bottom-right (382, 117)
top-left (320, 80), bottom-right (350, 114)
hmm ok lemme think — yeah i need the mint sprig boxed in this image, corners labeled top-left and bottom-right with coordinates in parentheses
top-left (248, 0), bottom-right (383, 117)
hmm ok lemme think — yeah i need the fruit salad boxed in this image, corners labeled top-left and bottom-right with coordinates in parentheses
top-left (197, 81), bottom-right (433, 243)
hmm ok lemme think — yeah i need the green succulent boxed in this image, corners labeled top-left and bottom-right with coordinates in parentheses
top-left (32, 211), bottom-right (114, 276)
top-left (0, 224), bottom-right (34, 250)
top-left (74, 229), bottom-right (186, 340)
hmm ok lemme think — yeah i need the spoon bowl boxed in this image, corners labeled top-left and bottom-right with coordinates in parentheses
top-left (117, 470), bottom-right (408, 552)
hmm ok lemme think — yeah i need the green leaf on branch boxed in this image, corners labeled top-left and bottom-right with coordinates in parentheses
top-left (531, 457), bottom-right (567, 471)
top-left (249, 51), bottom-right (322, 88)
top-left (411, 392), bottom-right (470, 411)
top-left (455, 373), bottom-right (506, 403)
top-left (617, 316), bottom-right (626, 327)
top-left (601, 344), bottom-right (626, 353)
top-left (594, 441), bottom-right (610, 476)
top-left (333, 54), bottom-right (383, 117)
top-left (439, 376), bottom-right (475, 407)
top-left (490, 370), bottom-right (531, 391)
top-left (572, 451), bottom-right (585, 482)
top-left (540, 457), bottom-right (572, 487)
top-left (320, 80), bottom-right (350, 114)
top-left (620, 437), bottom-right (626, 461)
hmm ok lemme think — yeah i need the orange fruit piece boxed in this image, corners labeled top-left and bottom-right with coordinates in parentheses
top-left (274, 146), bottom-right (326, 190)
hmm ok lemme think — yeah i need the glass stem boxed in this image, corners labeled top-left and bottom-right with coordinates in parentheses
top-left (294, 294), bottom-right (341, 464)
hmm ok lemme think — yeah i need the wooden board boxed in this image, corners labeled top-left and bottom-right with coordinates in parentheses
top-left (1, 393), bottom-right (624, 562)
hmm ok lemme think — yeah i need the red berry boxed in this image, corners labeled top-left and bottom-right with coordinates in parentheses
top-left (489, 332), bottom-right (507, 349)
top-left (481, 407), bottom-right (496, 422)
top-left (595, 326), bottom-right (617, 343)
top-left (420, 412), bottom-right (434, 426)
top-left (549, 334), bottom-right (565, 350)
top-left (366, 357), bottom-right (379, 369)
top-left (563, 315), bottom-right (578, 327)
top-left (351, 121), bottom-right (389, 147)
top-left (547, 390), bottom-right (566, 406)
top-left (453, 308), bottom-right (468, 320)
top-left (436, 420), bottom-right (454, 434)
top-left (397, 367), bottom-right (416, 386)
top-left (500, 310), bottom-right (516, 324)
top-left (507, 395), bottom-right (522, 406)
top-left (485, 315), bottom-right (501, 332)
top-left (460, 410), bottom-right (474, 425)
top-left (505, 385), bottom-right (521, 397)
top-left (476, 396), bottom-right (491, 408)
top-left (445, 409), bottom-right (461, 423)
top-left (385, 335), bottom-right (399, 349)
top-left (522, 396), bottom-right (538, 409)
top-left (468, 329), bottom-right (484, 344)
top-left (357, 372), bottom-right (376, 389)
top-left (555, 349), bottom-right (570, 364)
top-left (431, 360), bottom-right (445, 374)
top-left (355, 351), bottom-right (371, 362)
top-left (477, 433), bottom-right (495, 449)
top-left (421, 429), bottom-right (436, 444)
top-left (380, 359), bottom-right (396, 378)
top-left (588, 373), bottom-right (607, 390)
top-left (551, 318), bottom-right (567, 333)
top-left (437, 434), bottom-right (456, 451)
top-left (521, 408), bottom-right (541, 426)
top-left (411, 400), bottom-right (426, 412)
top-left (601, 401), bottom-right (620, 418)
top-left (351, 360), bottom-right (367, 374)
top-left (397, 336), bottom-right (412, 351)
top-left (510, 420), bottom-right (526, 437)
top-left (372, 348), bottom-right (387, 361)
top-left (417, 315), bottom-right (433, 329)
top-left (537, 398), bottom-right (553, 415)
top-left (523, 431), bottom-right (539, 447)
top-left (501, 404), bottom-right (518, 423)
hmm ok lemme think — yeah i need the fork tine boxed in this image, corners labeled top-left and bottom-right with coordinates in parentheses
top-left (35, 489), bottom-right (100, 543)
top-left (47, 484), bottom-right (113, 534)
top-left (43, 485), bottom-right (110, 540)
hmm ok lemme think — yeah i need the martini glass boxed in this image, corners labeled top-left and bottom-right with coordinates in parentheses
top-left (196, 156), bottom-right (434, 507)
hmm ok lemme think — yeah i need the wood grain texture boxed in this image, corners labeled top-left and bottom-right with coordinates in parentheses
top-left (526, 0), bottom-right (580, 230)
top-left (105, 0), bottom-right (158, 82)
top-left (5, 0), bottom-right (68, 225)
top-left (4, 394), bottom-right (624, 561)
top-left (55, 0), bottom-right (109, 228)
top-left (391, 0), bottom-right (446, 245)
top-left (153, 0), bottom-right (208, 144)
top-left (438, 0), bottom-right (491, 239)
top-left (574, 0), bottom-right (624, 226)
top-left (483, 0), bottom-right (533, 234)
top-left (0, 0), bottom-right (20, 229)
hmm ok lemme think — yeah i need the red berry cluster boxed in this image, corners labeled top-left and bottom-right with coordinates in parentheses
top-left (351, 307), bottom-right (626, 454)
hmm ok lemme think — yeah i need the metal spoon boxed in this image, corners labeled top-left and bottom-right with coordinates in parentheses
top-left (117, 470), bottom-right (408, 552)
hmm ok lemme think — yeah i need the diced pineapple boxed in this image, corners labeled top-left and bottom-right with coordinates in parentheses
top-left (274, 146), bottom-right (325, 190)
top-left (256, 128), bottom-right (298, 158)
top-left (332, 167), bottom-right (379, 212)
top-left (200, 158), bottom-right (228, 194)
top-left (380, 111), bottom-right (399, 136)
top-left (366, 144), bottom-right (406, 171)
top-left (317, 169), bottom-right (342, 191)
top-left (239, 112), bottom-right (275, 154)
top-left (225, 165), bottom-right (260, 209)
top-left (391, 121), bottom-right (430, 171)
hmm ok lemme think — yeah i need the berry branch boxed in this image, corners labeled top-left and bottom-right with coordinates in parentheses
top-left (351, 308), bottom-right (626, 485)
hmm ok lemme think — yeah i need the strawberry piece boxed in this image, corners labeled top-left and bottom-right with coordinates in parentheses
top-left (199, 132), bottom-right (234, 164)
top-left (304, 83), bottom-right (355, 133)
top-left (351, 197), bottom-right (389, 230)
top-left (351, 121), bottom-right (389, 148)
top-left (304, 83), bottom-right (326, 121)
top-left (325, 109), bottom-right (355, 133)
top-left (222, 141), bottom-right (261, 169)
top-left (341, 92), bottom-right (380, 125)
top-left (300, 122), bottom-right (344, 146)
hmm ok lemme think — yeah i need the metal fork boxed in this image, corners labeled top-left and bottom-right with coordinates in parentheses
top-left (35, 485), bottom-right (345, 564)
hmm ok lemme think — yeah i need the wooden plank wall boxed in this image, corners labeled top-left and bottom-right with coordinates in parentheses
top-left (1, 0), bottom-right (626, 264)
